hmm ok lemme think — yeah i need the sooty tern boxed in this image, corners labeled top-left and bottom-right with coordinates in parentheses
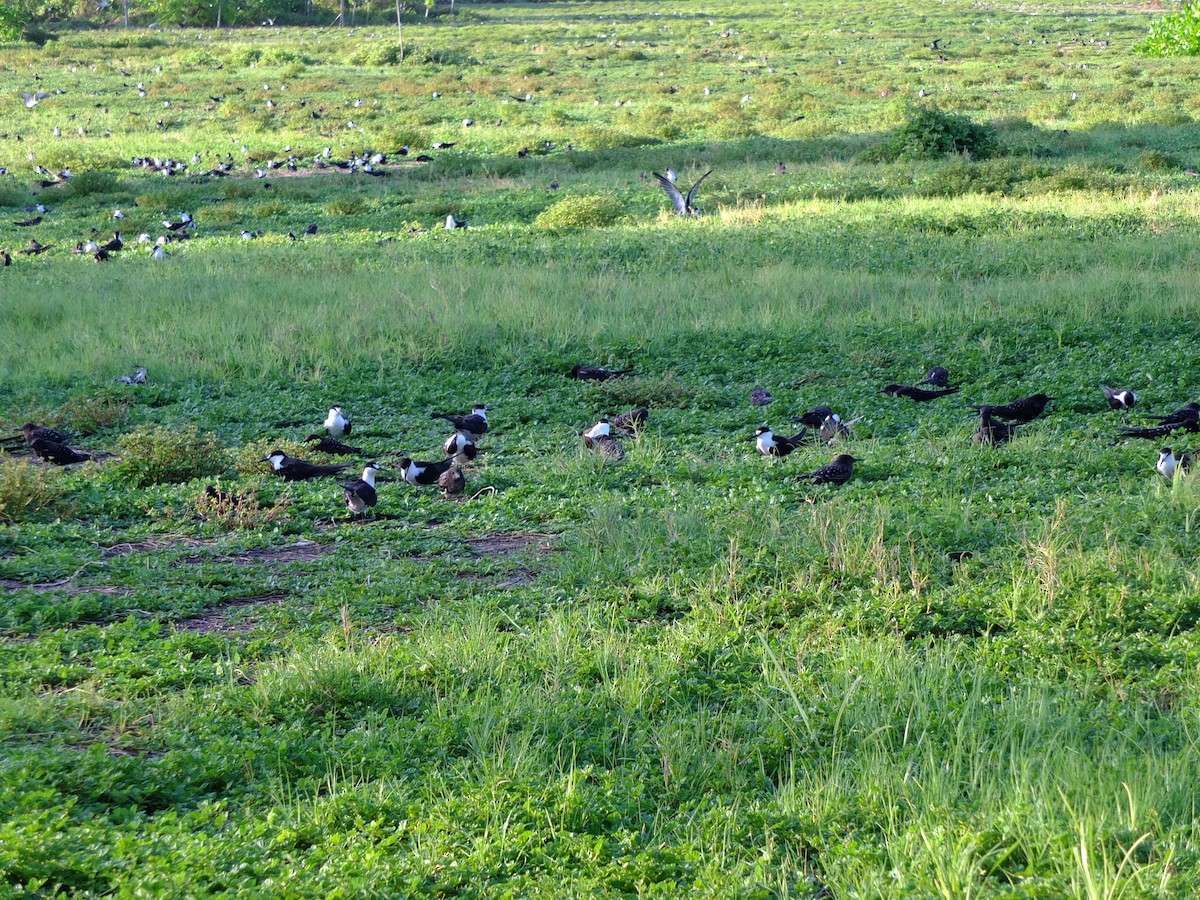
top-left (399, 456), bottom-right (455, 486)
top-left (324, 405), bottom-right (352, 438)
top-left (438, 465), bottom-right (466, 499)
top-left (263, 451), bottom-right (350, 481)
top-left (31, 438), bottom-right (91, 465)
top-left (340, 463), bottom-right (380, 517)
top-left (431, 405), bottom-right (488, 441)
top-left (653, 169), bottom-right (712, 216)
top-left (882, 384), bottom-right (961, 402)
top-left (568, 364), bottom-right (634, 381)
top-left (1101, 384), bottom-right (1138, 411)
top-left (753, 425), bottom-right (808, 458)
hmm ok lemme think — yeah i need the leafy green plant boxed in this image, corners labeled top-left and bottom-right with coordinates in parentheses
top-left (875, 104), bottom-right (1000, 161)
top-left (535, 194), bottom-right (623, 228)
top-left (0, 460), bottom-right (65, 523)
top-left (1139, 2), bottom-right (1200, 56)
top-left (111, 425), bottom-right (230, 486)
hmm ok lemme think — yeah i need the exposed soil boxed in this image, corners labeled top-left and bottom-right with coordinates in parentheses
top-left (0, 578), bottom-right (130, 597)
top-left (465, 533), bottom-right (557, 557)
top-left (174, 592), bottom-right (288, 634)
top-left (177, 540), bottom-right (330, 568)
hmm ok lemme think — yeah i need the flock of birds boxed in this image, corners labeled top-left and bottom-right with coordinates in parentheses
top-left (5, 362), bottom-right (1198, 521)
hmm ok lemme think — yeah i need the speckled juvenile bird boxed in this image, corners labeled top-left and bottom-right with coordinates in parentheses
top-left (918, 366), bottom-right (952, 388)
top-left (969, 393), bottom-right (1052, 424)
top-left (438, 465), bottom-right (466, 499)
top-left (31, 438), bottom-right (91, 465)
top-left (20, 422), bottom-right (75, 445)
top-left (304, 434), bottom-right (363, 456)
top-left (568, 364), bottom-right (634, 381)
top-left (1147, 401), bottom-right (1200, 428)
top-left (750, 387), bottom-right (774, 407)
top-left (882, 383), bottom-right (961, 402)
top-left (611, 407), bottom-right (649, 435)
top-left (583, 418), bottom-right (625, 460)
top-left (799, 453), bottom-right (858, 485)
top-left (973, 412), bottom-right (1017, 447)
top-left (820, 414), bottom-right (860, 445)
top-left (1100, 384), bottom-right (1138, 411)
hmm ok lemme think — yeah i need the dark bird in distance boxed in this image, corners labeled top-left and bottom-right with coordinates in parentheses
top-left (882, 384), bottom-right (961, 402)
top-left (263, 451), bottom-right (350, 481)
top-left (399, 456), bottom-right (455, 486)
top-left (750, 387), bottom-right (773, 407)
top-left (1147, 401), bottom-right (1200, 427)
top-left (438, 465), bottom-right (466, 499)
top-left (653, 169), bottom-right (712, 216)
top-left (973, 412), bottom-right (1017, 447)
top-left (431, 405), bottom-right (489, 441)
top-left (753, 425), bottom-right (808, 457)
top-left (1119, 421), bottom-right (1200, 441)
top-left (799, 453), bottom-right (858, 486)
top-left (20, 240), bottom-right (51, 255)
top-left (31, 438), bottom-right (91, 465)
top-left (969, 393), bottom-right (1053, 424)
top-left (114, 365), bottom-right (147, 385)
top-left (918, 366), bottom-right (951, 388)
top-left (1, 249), bottom-right (11, 266)
top-left (1100, 384), bottom-right (1138, 411)
top-left (304, 434), bottom-right (363, 455)
top-left (13, 216), bottom-right (42, 227)
top-left (341, 463), bottom-right (379, 517)
top-left (20, 423), bottom-right (75, 445)
top-left (568, 364), bottom-right (633, 381)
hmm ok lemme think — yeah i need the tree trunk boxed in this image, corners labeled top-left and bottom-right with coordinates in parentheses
top-left (216, 0), bottom-right (222, 27)
top-left (339, 0), bottom-right (346, 26)
top-left (395, 0), bottom-right (404, 59)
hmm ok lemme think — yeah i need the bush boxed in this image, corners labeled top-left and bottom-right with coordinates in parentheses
top-left (189, 480), bottom-right (289, 530)
top-left (875, 105), bottom-right (1000, 161)
top-left (112, 425), bottom-right (230, 487)
top-left (0, 460), bottom-right (65, 524)
top-left (1139, 2), bottom-right (1200, 56)
top-left (535, 194), bottom-right (623, 229)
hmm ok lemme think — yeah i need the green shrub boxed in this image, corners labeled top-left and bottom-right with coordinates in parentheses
top-left (535, 194), bottom-right (623, 229)
top-left (63, 171), bottom-right (119, 198)
top-left (875, 104), bottom-right (1000, 161)
top-left (574, 127), bottom-right (659, 151)
top-left (0, 460), bottom-right (65, 524)
top-left (1139, 2), bottom-right (1200, 56)
top-left (1139, 149), bottom-right (1182, 172)
top-left (112, 425), bottom-right (230, 487)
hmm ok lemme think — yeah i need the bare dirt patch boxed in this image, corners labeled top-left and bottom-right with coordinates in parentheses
top-left (177, 540), bottom-right (330, 568)
top-left (0, 578), bottom-right (130, 597)
top-left (174, 592), bottom-right (287, 634)
top-left (465, 533), bottom-right (557, 558)
top-left (100, 536), bottom-right (214, 558)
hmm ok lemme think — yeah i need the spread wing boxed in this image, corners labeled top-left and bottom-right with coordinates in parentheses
top-left (686, 170), bottom-right (713, 211)
top-left (653, 172), bottom-right (686, 214)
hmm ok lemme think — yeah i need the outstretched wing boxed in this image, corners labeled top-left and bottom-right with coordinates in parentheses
top-left (653, 172), bottom-right (686, 215)
top-left (685, 170), bottom-right (713, 212)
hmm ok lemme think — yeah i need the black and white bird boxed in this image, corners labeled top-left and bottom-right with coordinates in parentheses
top-left (653, 169), bottom-right (712, 216)
top-left (30, 438), bottom-right (91, 465)
top-left (918, 366), bottom-right (952, 388)
top-left (583, 419), bottom-right (625, 460)
top-left (1157, 447), bottom-right (1197, 480)
top-left (752, 425), bottom-right (807, 458)
top-left (324, 405), bottom-right (352, 439)
top-left (443, 431), bottom-right (478, 466)
top-left (819, 414), bottom-right (859, 445)
top-left (399, 456), bottom-right (455, 486)
top-left (340, 462), bottom-right (380, 517)
top-left (969, 393), bottom-right (1053, 424)
top-left (973, 411), bottom-right (1017, 447)
top-left (438, 465), bottom-right (466, 499)
top-left (791, 405), bottom-right (835, 428)
top-left (304, 434), bottom-right (363, 455)
top-left (799, 453), bottom-right (858, 485)
top-left (114, 365), bottom-right (147, 385)
top-left (568, 364), bottom-right (634, 381)
top-left (263, 451), bottom-right (350, 481)
top-left (882, 383), bottom-right (960, 402)
top-left (1101, 384), bottom-right (1138, 411)
top-left (431, 405), bottom-right (488, 441)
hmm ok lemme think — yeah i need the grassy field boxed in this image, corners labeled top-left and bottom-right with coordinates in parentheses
top-left (4, 0), bottom-right (1200, 896)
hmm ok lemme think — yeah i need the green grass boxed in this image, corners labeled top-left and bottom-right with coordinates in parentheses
top-left (4, 0), bottom-right (1200, 896)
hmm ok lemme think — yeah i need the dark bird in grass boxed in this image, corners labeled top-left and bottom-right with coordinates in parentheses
top-left (31, 438), bottom-right (91, 465)
top-left (114, 365), bottom-right (147, 385)
top-left (612, 407), bottom-right (649, 434)
top-left (750, 387), bottom-right (773, 407)
top-left (653, 169), bottom-right (712, 216)
top-left (2, 249), bottom-right (11, 266)
top-left (1157, 447), bottom-right (1197, 480)
top-left (304, 434), bottom-right (363, 456)
top-left (19, 423), bottom-right (75, 446)
top-left (438, 465), bottom-right (466, 499)
top-left (13, 216), bottom-right (42, 227)
top-left (1119, 421), bottom-right (1200, 441)
top-left (819, 414), bottom-right (859, 445)
top-left (341, 462), bottom-right (379, 517)
top-left (1147, 401), bottom-right (1200, 427)
top-left (973, 412), bottom-right (1017, 447)
top-left (399, 456), bottom-right (455, 486)
top-left (443, 431), bottom-right (478, 466)
top-left (431, 405), bottom-right (489, 441)
top-left (753, 425), bottom-right (808, 457)
top-left (19, 240), bottom-right (51, 255)
top-left (917, 366), bottom-right (951, 388)
top-left (93, 249), bottom-right (110, 263)
top-left (882, 383), bottom-right (961, 402)
top-left (263, 450), bottom-right (350, 481)
top-left (324, 405), bottom-right (351, 439)
top-left (568, 364), bottom-right (633, 381)
top-left (799, 453), bottom-right (858, 485)
top-left (969, 393), bottom-right (1053, 424)
top-left (791, 405), bottom-right (835, 428)
top-left (414, 154), bottom-right (434, 163)
top-left (1100, 384), bottom-right (1138, 411)
top-left (99, 232), bottom-right (123, 253)
top-left (432, 141), bottom-right (456, 150)
top-left (305, 223), bottom-right (318, 235)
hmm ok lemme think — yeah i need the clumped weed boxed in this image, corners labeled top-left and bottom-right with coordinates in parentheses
top-left (188, 480), bottom-right (290, 529)
top-left (112, 424), bottom-right (230, 486)
top-left (534, 194), bottom-right (624, 229)
top-left (0, 459), bottom-right (65, 523)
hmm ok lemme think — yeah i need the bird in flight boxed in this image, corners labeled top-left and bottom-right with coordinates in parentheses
top-left (653, 169), bottom-right (712, 216)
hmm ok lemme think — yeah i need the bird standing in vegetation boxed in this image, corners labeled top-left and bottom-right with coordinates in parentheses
top-left (115, 366), bottom-right (148, 384)
top-left (1157, 447), bottom-right (1195, 480)
top-left (568, 364), bottom-right (633, 381)
top-left (341, 463), bottom-right (379, 518)
top-left (399, 456), bottom-right (456, 486)
top-left (304, 434), bottom-right (363, 456)
top-left (1101, 384), bottom-right (1138, 411)
top-left (431, 405), bottom-right (489, 442)
top-left (653, 169), bottom-right (712, 216)
top-left (918, 367), bottom-right (952, 388)
top-left (31, 438), bottom-right (91, 465)
top-left (438, 465), bottom-right (466, 499)
top-left (800, 453), bottom-right (858, 485)
top-left (324, 405), bottom-right (352, 439)
top-left (752, 425), bottom-right (807, 458)
top-left (443, 432), bottom-right (478, 467)
top-left (583, 419), bottom-right (626, 461)
top-left (969, 393), bottom-right (1052, 424)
